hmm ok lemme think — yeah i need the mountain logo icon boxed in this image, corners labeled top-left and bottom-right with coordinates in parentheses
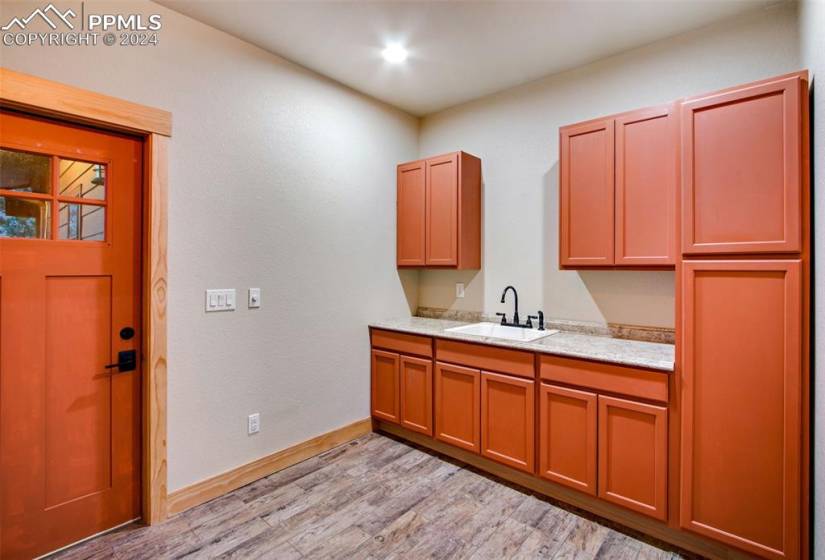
top-left (2, 3), bottom-right (77, 31)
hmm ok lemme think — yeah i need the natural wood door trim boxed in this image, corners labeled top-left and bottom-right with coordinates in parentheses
top-left (1, 68), bottom-right (171, 525)
top-left (0, 68), bottom-right (172, 136)
top-left (167, 418), bottom-right (373, 516)
top-left (142, 134), bottom-right (169, 524)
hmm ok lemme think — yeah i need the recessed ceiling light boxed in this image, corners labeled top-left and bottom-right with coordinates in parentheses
top-left (382, 43), bottom-right (408, 64)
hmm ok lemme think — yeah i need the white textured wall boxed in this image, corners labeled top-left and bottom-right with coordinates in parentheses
top-left (0, 0), bottom-right (419, 491)
top-left (799, 1), bottom-right (824, 556)
top-left (417, 4), bottom-right (801, 329)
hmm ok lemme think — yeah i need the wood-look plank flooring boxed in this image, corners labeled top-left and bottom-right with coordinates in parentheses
top-left (49, 433), bottom-right (692, 560)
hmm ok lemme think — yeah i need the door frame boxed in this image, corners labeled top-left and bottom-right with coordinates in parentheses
top-left (0, 67), bottom-right (171, 525)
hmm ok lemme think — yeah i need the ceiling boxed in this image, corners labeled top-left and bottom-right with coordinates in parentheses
top-left (157, 0), bottom-right (779, 116)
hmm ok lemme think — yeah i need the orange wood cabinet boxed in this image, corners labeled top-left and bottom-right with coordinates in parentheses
top-left (538, 384), bottom-right (597, 494)
top-left (399, 356), bottom-right (433, 436)
top-left (559, 105), bottom-right (675, 268)
top-left (680, 260), bottom-right (802, 559)
top-left (598, 395), bottom-right (667, 521)
top-left (559, 118), bottom-right (615, 266)
top-left (397, 151), bottom-right (481, 269)
top-left (396, 160), bottom-right (426, 265)
top-left (480, 371), bottom-right (534, 473)
top-left (681, 76), bottom-right (802, 255)
top-left (615, 106), bottom-right (676, 265)
top-left (370, 330), bottom-right (434, 433)
top-left (434, 362), bottom-right (480, 452)
top-left (370, 349), bottom-right (400, 423)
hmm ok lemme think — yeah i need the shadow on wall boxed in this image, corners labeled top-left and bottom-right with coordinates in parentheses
top-left (397, 268), bottom-right (420, 314)
top-left (415, 176), bottom-right (486, 313)
top-left (542, 163), bottom-right (675, 328)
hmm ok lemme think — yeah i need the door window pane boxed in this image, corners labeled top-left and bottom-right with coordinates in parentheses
top-left (0, 149), bottom-right (51, 194)
top-left (59, 159), bottom-right (105, 200)
top-left (58, 203), bottom-right (105, 240)
top-left (0, 195), bottom-right (51, 238)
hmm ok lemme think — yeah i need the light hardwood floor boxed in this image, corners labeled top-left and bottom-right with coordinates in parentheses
top-left (49, 433), bottom-right (692, 560)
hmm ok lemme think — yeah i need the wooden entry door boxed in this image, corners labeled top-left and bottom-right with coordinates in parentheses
top-left (0, 110), bottom-right (142, 559)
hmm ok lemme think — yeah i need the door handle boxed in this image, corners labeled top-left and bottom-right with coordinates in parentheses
top-left (105, 350), bottom-right (137, 373)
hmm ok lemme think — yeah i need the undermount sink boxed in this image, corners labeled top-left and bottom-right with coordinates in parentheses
top-left (445, 322), bottom-right (559, 342)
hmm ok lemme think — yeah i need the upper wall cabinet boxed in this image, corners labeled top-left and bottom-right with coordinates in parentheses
top-left (397, 151), bottom-right (481, 269)
top-left (559, 105), bottom-right (676, 268)
top-left (681, 75), bottom-right (802, 255)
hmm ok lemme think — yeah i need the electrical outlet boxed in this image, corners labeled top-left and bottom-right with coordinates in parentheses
top-left (247, 413), bottom-right (260, 435)
top-left (455, 283), bottom-right (465, 298)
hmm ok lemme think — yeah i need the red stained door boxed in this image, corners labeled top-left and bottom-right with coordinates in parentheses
top-left (371, 349), bottom-right (400, 423)
top-left (434, 362), bottom-right (480, 452)
top-left (559, 118), bottom-right (615, 266)
top-left (400, 355), bottom-right (433, 436)
top-left (425, 153), bottom-right (458, 266)
top-left (615, 106), bottom-right (676, 265)
top-left (538, 384), bottom-right (597, 494)
top-left (0, 111), bottom-right (142, 559)
top-left (598, 395), bottom-right (667, 520)
top-left (480, 371), bottom-right (534, 473)
top-left (396, 160), bottom-right (426, 266)
top-left (681, 76), bottom-right (802, 255)
top-left (680, 260), bottom-right (801, 559)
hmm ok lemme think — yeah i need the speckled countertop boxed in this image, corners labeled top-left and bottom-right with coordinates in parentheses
top-left (370, 317), bottom-right (675, 372)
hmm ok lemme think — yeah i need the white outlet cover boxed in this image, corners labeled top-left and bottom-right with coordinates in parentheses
top-left (455, 283), bottom-right (465, 298)
top-left (248, 413), bottom-right (260, 435)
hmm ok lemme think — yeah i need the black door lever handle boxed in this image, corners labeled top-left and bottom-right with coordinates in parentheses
top-left (105, 350), bottom-right (137, 373)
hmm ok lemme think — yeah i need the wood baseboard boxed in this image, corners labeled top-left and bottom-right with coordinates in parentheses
top-left (167, 418), bottom-right (372, 515)
top-left (376, 421), bottom-right (754, 560)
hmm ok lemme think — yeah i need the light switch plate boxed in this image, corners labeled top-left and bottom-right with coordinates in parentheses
top-left (248, 288), bottom-right (261, 309)
top-left (205, 289), bottom-right (237, 312)
top-left (456, 283), bottom-right (465, 298)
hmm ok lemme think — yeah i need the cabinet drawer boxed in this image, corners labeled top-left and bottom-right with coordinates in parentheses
top-left (436, 339), bottom-right (534, 379)
top-left (371, 329), bottom-right (432, 358)
top-left (539, 355), bottom-right (668, 403)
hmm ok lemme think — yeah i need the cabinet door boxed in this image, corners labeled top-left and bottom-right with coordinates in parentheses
top-left (538, 384), bottom-right (597, 494)
top-left (371, 350), bottom-right (399, 423)
top-left (559, 119), bottom-right (615, 266)
top-left (615, 106), bottom-right (676, 265)
top-left (480, 372), bottom-right (534, 473)
top-left (598, 395), bottom-right (667, 520)
top-left (681, 260), bottom-right (801, 559)
top-left (434, 362), bottom-right (480, 452)
top-left (681, 76), bottom-right (802, 255)
top-left (400, 355), bottom-right (433, 436)
top-left (425, 153), bottom-right (459, 266)
top-left (397, 160), bottom-right (426, 266)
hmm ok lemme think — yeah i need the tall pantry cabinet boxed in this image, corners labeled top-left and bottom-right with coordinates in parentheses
top-left (678, 72), bottom-right (809, 560)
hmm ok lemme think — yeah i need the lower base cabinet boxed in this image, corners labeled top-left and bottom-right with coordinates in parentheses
top-left (480, 371), bottom-right (534, 473)
top-left (538, 383), bottom-right (597, 494)
top-left (434, 362), bottom-right (480, 452)
top-left (371, 350), bottom-right (400, 423)
top-left (598, 395), bottom-right (668, 520)
top-left (400, 356), bottom-right (433, 436)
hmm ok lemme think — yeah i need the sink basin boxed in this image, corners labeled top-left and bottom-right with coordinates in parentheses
top-left (445, 322), bottom-right (559, 342)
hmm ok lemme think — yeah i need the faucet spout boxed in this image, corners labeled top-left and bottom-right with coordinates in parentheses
top-left (500, 286), bottom-right (520, 326)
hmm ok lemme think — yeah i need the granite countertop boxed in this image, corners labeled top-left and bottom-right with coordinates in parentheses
top-left (369, 317), bottom-right (675, 372)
